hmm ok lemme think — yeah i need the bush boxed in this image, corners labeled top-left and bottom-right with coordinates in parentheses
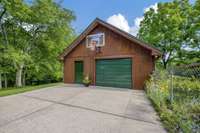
top-left (146, 70), bottom-right (200, 133)
top-left (82, 75), bottom-right (91, 87)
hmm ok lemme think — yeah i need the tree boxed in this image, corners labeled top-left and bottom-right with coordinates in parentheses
top-left (182, 0), bottom-right (200, 64)
top-left (0, 0), bottom-right (75, 87)
top-left (138, 0), bottom-right (192, 68)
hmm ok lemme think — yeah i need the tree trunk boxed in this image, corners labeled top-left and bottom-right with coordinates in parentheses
top-left (16, 64), bottom-right (24, 87)
top-left (22, 69), bottom-right (26, 86)
top-left (0, 73), bottom-right (2, 89)
top-left (0, 8), bottom-right (6, 22)
top-left (1, 23), bottom-right (9, 45)
top-left (4, 73), bottom-right (7, 88)
top-left (162, 54), bottom-right (168, 69)
top-left (163, 61), bottom-right (167, 69)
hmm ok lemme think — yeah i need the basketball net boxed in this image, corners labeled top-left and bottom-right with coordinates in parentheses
top-left (89, 41), bottom-right (96, 51)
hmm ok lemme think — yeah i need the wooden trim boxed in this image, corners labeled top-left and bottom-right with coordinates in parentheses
top-left (93, 58), bottom-right (96, 86)
top-left (95, 55), bottom-right (133, 59)
top-left (66, 54), bottom-right (135, 60)
top-left (74, 58), bottom-right (84, 61)
top-left (131, 57), bottom-right (134, 89)
top-left (65, 56), bottom-right (90, 59)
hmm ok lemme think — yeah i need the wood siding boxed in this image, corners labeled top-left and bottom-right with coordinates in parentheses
top-left (63, 25), bottom-right (155, 89)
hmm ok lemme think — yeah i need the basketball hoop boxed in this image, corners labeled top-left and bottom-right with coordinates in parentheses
top-left (86, 33), bottom-right (105, 52)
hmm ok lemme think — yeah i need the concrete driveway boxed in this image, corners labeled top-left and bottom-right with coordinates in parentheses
top-left (0, 84), bottom-right (166, 133)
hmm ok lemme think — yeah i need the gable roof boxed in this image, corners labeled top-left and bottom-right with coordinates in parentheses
top-left (59, 18), bottom-right (161, 60)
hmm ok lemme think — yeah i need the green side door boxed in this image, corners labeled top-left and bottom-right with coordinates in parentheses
top-left (75, 61), bottom-right (83, 84)
top-left (96, 58), bottom-right (132, 89)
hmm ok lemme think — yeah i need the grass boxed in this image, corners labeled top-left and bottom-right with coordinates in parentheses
top-left (0, 82), bottom-right (63, 97)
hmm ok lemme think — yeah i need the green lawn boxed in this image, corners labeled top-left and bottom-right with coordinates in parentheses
top-left (0, 83), bottom-right (63, 97)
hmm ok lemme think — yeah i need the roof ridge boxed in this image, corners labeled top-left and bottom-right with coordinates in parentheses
top-left (95, 18), bottom-right (161, 53)
top-left (59, 18), bottom-right (161, 60)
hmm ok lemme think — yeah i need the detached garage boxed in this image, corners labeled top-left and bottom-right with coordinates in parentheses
top-left (59, 18), bottom-right (161, 89)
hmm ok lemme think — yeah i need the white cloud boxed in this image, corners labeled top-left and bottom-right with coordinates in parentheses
top-left (106, 3), bottom-right (158, 36)
top-left (130, 3), bottom-right (158, 35)
top-left (130, 17), bottom-right (144, 36)
top-left (135, 17), bottom-right (144, 28)
top-left (144, 3), bottom-right (158, 13)
top-left (107, 13), bottom-right (130, 33)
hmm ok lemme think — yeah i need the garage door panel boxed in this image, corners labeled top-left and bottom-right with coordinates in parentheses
top-left (96, 58), bottom-right (132, 89)
top-left (96, 81), bottom-right (132, 88)
top-left (96, 72), bottom-right (131, 76)
top-left (97, 59), bottom-right (131, 64)
top-left (96, 75), bottom-right (131, 81)
top-left (97, 65), bottom-right (131, 69)
top-left (96, 80), bottom-right (132, 85)
top-left (98, 61), bottom-right (130, 64)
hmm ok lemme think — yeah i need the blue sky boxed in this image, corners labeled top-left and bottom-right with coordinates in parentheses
top-left (61, 0), bottom-right (196, 35)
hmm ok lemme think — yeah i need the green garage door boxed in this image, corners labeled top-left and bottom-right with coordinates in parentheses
top-left (96, 58), bottom-right (132, 89)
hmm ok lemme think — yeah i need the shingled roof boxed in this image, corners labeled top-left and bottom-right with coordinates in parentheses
top-left (59, 18), bottom-right (161, 60)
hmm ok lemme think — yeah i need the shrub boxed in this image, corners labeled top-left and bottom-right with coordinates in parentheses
top-left (82, 75), bottom-right (91, 87)
top-left (146, 70), bottom-right (200, 133)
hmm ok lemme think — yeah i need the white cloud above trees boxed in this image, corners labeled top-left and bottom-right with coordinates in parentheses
top-left (106, 3), bottom-right (158, 36)
top-left (106, 13), bottom-right (130, 33)
top-left (144, 3), bottom-right (158, 13)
